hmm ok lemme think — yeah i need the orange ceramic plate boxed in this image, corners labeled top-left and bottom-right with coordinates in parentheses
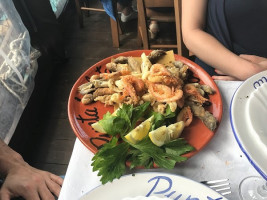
top-left (68, 50), bottom-right (223, 158)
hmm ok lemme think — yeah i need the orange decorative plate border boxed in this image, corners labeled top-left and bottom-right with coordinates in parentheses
top-left (68, 50), bottom-right (223, 158)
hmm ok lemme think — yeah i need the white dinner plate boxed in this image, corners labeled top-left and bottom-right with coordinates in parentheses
top-left (80, 172), bottom-right (227, 200)
top-left (230, 70), bottom-right (267, 180)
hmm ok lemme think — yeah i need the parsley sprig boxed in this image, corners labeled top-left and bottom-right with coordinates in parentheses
top-left (91, 102), bottom-right (195, 184)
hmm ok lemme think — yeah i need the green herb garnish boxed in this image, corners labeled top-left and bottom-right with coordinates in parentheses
top-left (91, 102), bottom-right (195, 184)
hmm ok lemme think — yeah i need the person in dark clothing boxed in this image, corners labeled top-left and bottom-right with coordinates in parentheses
top-left (182, 0), bottom-right (267, 80)
top-left (12, 0), bottom-right (67, 64)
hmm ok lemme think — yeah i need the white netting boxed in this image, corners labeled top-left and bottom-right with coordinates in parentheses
top-left (0, 0), bottom-right (39, 143)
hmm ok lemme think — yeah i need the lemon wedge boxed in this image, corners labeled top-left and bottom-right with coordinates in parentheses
top-left (125, 116), bottom-right (154, 144)
top-left (91, 122), bottom-right (106, 133)
top-left (91, 109), bottom-right (119, 133)
top-left (149, 126), bottom-right (169, 147)
top-left (167, 121), bottom-right (185, 140)
top-left (149, 121), bottom-right (185, 147)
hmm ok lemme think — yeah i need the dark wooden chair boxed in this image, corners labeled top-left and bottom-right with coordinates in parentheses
top-left (137, 0), bottom-right (189, 57)
top-left (74, 0), bottom-right (121, 48)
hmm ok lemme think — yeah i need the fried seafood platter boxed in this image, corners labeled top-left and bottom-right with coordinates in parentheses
top-left (68, 50), bottom-right (223, 184)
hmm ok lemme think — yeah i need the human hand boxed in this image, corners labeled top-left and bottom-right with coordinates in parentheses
top-left (239, 54), bottom-right (267, 65)
top-left (240, 54), bottom-right (267, 70)
top-left (212, 69), bottom-right (239, 81)
top-left (213, 55), bottom-right (267, 81)
top-left (0, 164), bottom-right (63, 200)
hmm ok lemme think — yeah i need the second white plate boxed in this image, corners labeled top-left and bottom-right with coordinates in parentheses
top-left (80, 172), bottom-right (227, 200)
top-left (230, 70), bottom-right (267, 180)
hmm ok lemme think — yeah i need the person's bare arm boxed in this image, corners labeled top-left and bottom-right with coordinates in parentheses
top-left (212, 55), bottom-right (267, 80)
top-left (0, 139), bottom-right (63, 200)
top-left (181, 0), bottom-right (266, 80)
top-left (0, 139), bottom-right (26, 178)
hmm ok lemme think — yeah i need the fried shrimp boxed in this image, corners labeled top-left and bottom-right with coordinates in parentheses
top-left (121, 75), bottom-right (145, 95)
top-left (147, 64), bottom-right (183, 102)
top-left (177, 96), bottom-right (185, 108)
top-left (148, 74), bottom-right (181, 86)
top-left (177, 106), bottom-right (193, 127)
top-left (148, 83), bottom-right (183, 103)
top-left (120, 75), bottom-right (146, 105)
top-left (184, 84), bottom-right (208, 104)
top-left (150, 64), bottom-right (171, 76)
top-left (148, 64), bottom-right (182, 86)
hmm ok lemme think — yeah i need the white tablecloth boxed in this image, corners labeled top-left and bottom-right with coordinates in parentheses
top-left (59, 80), bottom-right (260, 200)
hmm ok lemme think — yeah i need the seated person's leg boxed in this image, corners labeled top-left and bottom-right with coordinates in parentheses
top-left (149, 20), bottom-right (159, 39)
top-left (117, 0), bottom-right (137, 22)
top-left (146, 8), bottom-right (175, 39)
